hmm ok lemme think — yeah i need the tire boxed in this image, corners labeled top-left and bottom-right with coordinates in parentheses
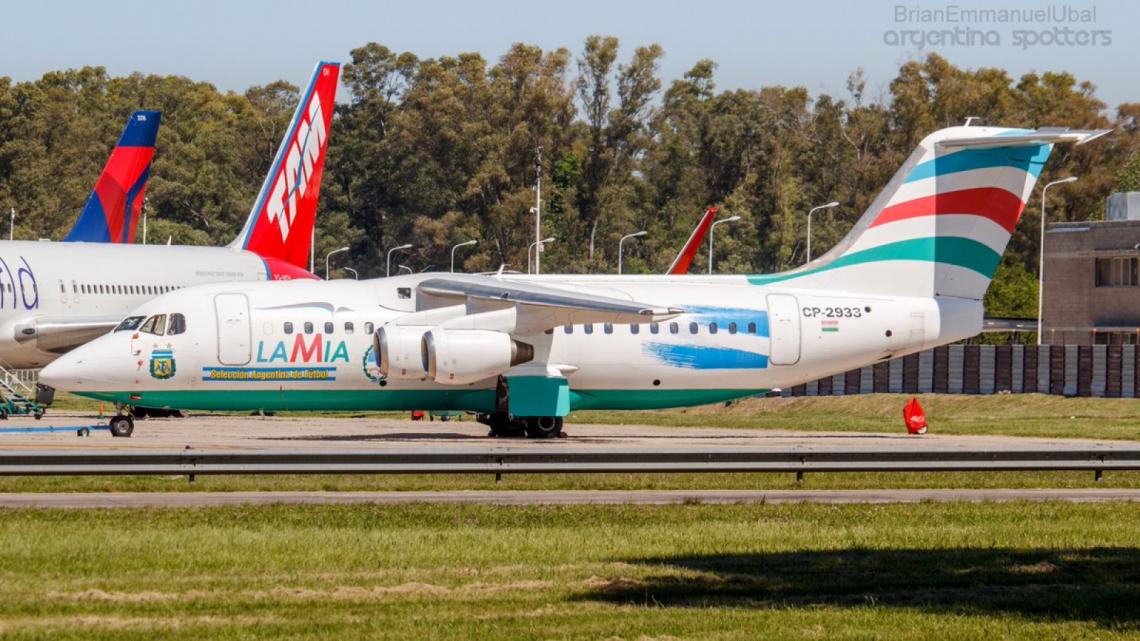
top-left (524, 416), bottom-right (563, 439)
top-left (33, 408), bottom-right (44, 420)
top-left (488, 414), bottom-right (526, 438)
top-left (77, 427), bottom-right (90, 437)
top-left (109, 415), bottom-right (134, 438)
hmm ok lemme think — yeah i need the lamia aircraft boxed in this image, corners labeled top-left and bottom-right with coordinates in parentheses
top-left (0, 62), bottom-right (338, 369)
top-left (41, 126), bottom-right (1108, 437)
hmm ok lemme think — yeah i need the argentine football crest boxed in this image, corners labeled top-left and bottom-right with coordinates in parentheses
top-left (149, 349), bottom-right (176, 380)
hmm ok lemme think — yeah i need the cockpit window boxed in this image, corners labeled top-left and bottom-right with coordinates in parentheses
top-left (167, 313), bottom-right (187, 336)
top-left (114, 316), bottom-right (146, 332)
top-left (139, 314), bottom-right (167, 336)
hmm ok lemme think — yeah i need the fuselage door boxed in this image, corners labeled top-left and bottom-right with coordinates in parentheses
top-left (766, 293), bottom-right (801, 366)
top-left (214, 293), bottom-right (252, 365)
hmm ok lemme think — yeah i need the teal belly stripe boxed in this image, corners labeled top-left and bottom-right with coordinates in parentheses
top-left (747, 236), bottom-right (1001, 287)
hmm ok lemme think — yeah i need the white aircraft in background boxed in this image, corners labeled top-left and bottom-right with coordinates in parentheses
top-left (0, 61), bottom-right (339, 371)
top-left (41, 126), bottom-right (1108, 437)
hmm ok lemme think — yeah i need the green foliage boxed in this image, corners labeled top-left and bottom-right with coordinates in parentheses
top-left (0, 48), bottom-right (1129, 293)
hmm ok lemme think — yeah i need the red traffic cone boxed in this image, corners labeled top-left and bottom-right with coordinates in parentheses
top-left (903, 397), bottom-right (928, 435)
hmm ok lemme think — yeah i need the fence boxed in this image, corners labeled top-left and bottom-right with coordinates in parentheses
top-left (791, 344), bottom-right (1137, 398)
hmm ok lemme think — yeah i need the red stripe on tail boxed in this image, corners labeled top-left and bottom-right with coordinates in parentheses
top-left (871, 187), bottom-right (1026, 233)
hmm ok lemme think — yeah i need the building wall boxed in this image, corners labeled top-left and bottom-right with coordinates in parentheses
top-left (1042, 220), bottom-right (1140, 345)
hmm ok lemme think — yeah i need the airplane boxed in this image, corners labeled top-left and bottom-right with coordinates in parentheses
top-left (40, 125), bottom-right (1109, 438)
top-left (0, 61), bottom-right (339, 371)
top-left (64, 110), bottom-right (161, 243)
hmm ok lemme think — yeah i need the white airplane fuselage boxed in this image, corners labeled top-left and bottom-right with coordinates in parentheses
top-left (40, 274), bottom-right (979, 412)
top-left (0, 241), bottom-right (288, 368)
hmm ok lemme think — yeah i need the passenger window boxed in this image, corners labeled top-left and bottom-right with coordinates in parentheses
top-left (324, 322), bottom-right (334, 334)
top-left (650, 322), bottom-right (659, 335)
top-left (397, 287), bottom-right (411, 299)
top-left (345, 322), bottom-right (354, 334)
top-left (669, 322), bottom-right (679, 334)
top-left (284, 322), bottom-right (294, 335)
top-left (304, 322), bottom-right (314, 334)
top-left (167, 313), bottom-right (187, 335)
top-left (364, 322), bottom-right (374, 335)
top-left (603, 323), bottom-right (613, 334)
top-left (630, 324), bottom-right (639, 335)
top-left (114, 316), bottom-right (146, 332)
top-left (728, 322), bottom-right (737, 334)
top-left (564, 325), bottom-right (573, 334)
top-left (140, 314), bottom-right (167, 336)
top-left (709, 322), bottom-right (718, 335)
top-left (747, 322), bottom-right (757, 334)
top-left (584, 324), bottom-right (594, 335)
top-left (689, 322), bottom-right (699, 334)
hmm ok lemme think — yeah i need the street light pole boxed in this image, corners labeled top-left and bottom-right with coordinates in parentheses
top-left (386, 244), bottom-right (413, 277)
top-left (527, 237), bottom-right (555, 274)
top-left (8, 207), bottom-right (13, 241)
top-left (450, 239), bottom-right (478, 272)
top-left (1038, 177), bottom-right (1078, 345)
top-left (325, 246), bottom-right (349, 279)
top-left (533, 147), bottom-right (543, 275)
top-left (806, 201), bottom-right (839, 263)
top-left (708, 216), bottom-right (741, 274)
top-left (343, 267), bottom-right (359, 280)
top-left (618, 230), bottom-right (647, 274)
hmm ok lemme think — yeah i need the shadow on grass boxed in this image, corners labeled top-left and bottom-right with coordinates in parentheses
top-left (583, 547), bottom-right (1140, 627)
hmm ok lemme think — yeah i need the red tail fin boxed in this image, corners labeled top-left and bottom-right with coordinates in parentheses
top-left (231, 61), bottom-right (340, 270)
top-left (667, 207), bottom-right (716, 275)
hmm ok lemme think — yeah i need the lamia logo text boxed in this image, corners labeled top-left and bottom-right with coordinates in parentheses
top-left (265, 93), bottom-right (327, 242)
top-left (256, 334), bottom-right (349, 364)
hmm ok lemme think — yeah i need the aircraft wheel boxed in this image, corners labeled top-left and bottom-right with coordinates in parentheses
top-left (33, 408), bottom-right (44, 420)
top-left (0, 407), bottom-right (8, 420)
top-left (488, 414), bottom-right (526, 438)
top-left (109, 415), bottom-right (134, 438)
top-left (77, 427), bottom-right (90, 437)
top-left (524, 416), bottom-right (563, 439)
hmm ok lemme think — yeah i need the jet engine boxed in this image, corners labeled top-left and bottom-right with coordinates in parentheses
top-left (422, 329), bottom-right (534, 385)
top-left (375, 325), bottom-right (430, 380)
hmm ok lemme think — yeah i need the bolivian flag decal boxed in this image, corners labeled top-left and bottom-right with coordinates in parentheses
top-left (821, 320), bottom-right (839, 333)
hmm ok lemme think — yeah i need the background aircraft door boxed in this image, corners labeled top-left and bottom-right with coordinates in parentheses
top-left (767, 293), bottom-right (801, 365)
top-left (214, 293), bottom-right (251, 365)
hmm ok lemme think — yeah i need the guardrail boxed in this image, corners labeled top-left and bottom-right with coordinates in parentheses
top-left (0, 448), bottom-right (1136, 478)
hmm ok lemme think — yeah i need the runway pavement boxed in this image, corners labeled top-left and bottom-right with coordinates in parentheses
top-left (0, 411), bottom-right (1133, 454)
top-left (4, 488), bottom-right (1140, 508)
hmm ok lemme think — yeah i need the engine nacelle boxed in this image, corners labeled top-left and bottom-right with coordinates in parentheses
top-left (375, 325), bottom-right (429, 380)
top-left (423, 329), bottom-right (534, 385)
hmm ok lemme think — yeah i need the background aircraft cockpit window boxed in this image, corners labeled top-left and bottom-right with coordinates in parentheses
top-left (324, 322), bottom-right (334, 334)
top-left (304, 322), bottom-right (314, 334)
top-left (114, 316), bottom-right (146, 332)
top-left (284, 322), bottom-right (294, 335)
top-left (167, 313), bottom-right (187, 335)
top-left (397, 287), bottom-right (412, 299)
top-left (140, 314), bottom-right (167, 336)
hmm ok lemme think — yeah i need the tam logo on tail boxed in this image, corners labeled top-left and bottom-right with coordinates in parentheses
top-left (232, 62), bottom-right (340, 271)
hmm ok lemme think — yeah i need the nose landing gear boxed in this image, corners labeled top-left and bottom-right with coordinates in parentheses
top-left (109, 408), bottom-right (134, 438)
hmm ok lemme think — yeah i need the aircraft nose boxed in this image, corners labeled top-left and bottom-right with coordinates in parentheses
top-left (39, 341), bottom-right (114, 391)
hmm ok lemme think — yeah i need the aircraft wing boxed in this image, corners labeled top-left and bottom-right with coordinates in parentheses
top-left (417, 275), bottom-right (683, 332)
top-left (12, 316), bottom-right (122, 353)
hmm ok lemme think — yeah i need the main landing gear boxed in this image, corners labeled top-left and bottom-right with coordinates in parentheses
top-left (479, 412), bottom-right (564, 439)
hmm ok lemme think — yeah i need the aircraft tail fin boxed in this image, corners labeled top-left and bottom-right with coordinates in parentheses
top-left (748, 127), bottom-right (1109, 300)
top-left (229, 61), bottom-right (340, 270)
top-left (666, 207), bottom-right (716, 275)
top-left (64, 110), bottom-right (161, 243)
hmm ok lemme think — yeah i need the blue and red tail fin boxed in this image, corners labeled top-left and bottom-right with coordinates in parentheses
top-left (230, 61), bottom-right (340, 273)
top-left (64, 110), bottom-right (160, 243)
top-left (666, 207), bottom-right (716, 275)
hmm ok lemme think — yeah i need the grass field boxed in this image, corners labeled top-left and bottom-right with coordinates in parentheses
top-left (1, 502), bottom-right (1139, 640)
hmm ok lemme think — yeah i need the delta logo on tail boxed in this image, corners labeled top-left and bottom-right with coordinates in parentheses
top-left (64, 111), bottom-right (161, 243)
top-left (232, 62), bottom-right (340, 273)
